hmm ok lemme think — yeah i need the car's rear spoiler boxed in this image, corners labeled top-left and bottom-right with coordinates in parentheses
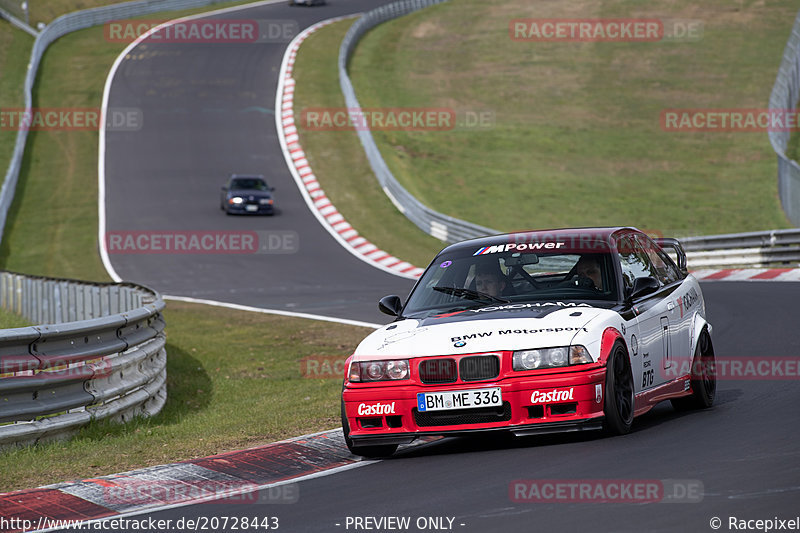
top-left (655, 238), bottom-right (688, 276)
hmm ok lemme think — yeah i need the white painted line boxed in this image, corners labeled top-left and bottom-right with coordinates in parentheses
top-left (163, 295), bottom-right (381, 329)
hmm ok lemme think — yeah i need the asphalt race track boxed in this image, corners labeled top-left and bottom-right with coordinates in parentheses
top-left (104, 0), bottom-right (412, 324)
top-left (116, 282), bottom-right (798, 533)
top-left (100, 2), bottom-right (800, 532)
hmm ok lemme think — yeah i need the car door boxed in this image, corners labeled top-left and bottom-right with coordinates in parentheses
top-left (615, 233), bottom-right (670, 391)
top-left (638, 235), bottom-right (696, 381)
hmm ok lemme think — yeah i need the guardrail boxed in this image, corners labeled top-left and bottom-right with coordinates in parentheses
top-left (0, 0), bottom-right (243, 243)
top-left (0, 4), bottom-right (39, 36)
top-left (338, 0), bottom-right (498, 244)
top-left (682, 228), bottom-right (800, 267)
top-left (768, 9), bottom-right (800, 227)
top-left (0, 272), bottom-right (166, 449)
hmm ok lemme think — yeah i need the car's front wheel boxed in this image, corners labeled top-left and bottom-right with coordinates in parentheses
top-left (671, 330), bottom-right (715, 411)
top-left (341, 399), bottom-right (398, 458)
top-left (603, 341), bottom-right (634, 435)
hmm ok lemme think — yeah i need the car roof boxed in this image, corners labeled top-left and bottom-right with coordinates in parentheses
top-left (440, 227), bottom-right (641, 255)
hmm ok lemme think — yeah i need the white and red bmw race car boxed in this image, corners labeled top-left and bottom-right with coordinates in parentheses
top-left (342, 228), bottom-right (716, 457)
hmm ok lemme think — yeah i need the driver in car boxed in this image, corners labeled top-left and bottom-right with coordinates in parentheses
top-left (474, 264), bottom-right (508, 298)
top-left (574, 255), bottom-right (603, 290)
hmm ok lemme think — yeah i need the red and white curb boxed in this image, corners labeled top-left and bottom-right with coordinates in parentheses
top-left (0, 430), bottom-right (370, 532)
top-left (275, 17), bottom-right (425, 280)
top-left (692, 268), bottom-right (800, 281)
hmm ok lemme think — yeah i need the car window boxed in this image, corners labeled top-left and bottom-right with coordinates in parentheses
top-left (616, 234), bottom-right (660, 291)
top-left (636, 235), bottom-right (680, 285)
top-left (402, 243), bottom-right (618, 317)
top-left (231, 178), bottom-right (268, 191)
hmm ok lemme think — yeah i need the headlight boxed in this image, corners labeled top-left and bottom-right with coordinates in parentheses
top-left (513, 346), bottom-right (592, 371)
top-left (259, 198), bottom-right (273, 205)
top-left (348, 360), bottom-right (410, 382)
top-left (229, 197), bottom-right (244, 205)
top-left (569, 345), bottom-right (593, 365)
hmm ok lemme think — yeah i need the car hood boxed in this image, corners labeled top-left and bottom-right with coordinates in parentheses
top-left (354, 302), bottom-right (616, 361)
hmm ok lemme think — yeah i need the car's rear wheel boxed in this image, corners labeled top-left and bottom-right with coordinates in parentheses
top-left (603, 341), bottom-right (634, 435)
top-left (341, 399), bottom-right (398, 458)
top-left (671, 330), bottom-right (715, 410)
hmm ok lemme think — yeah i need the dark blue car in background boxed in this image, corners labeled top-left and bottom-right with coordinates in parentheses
top-left (220, 174), bottom-right (275, 215)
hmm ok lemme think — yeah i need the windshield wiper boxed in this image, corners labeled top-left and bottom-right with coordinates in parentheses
top-left (432, 286), bottom-right (511, 304)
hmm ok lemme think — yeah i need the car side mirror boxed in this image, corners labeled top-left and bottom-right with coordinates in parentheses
top-left (629, 276), bottom-right (660, 300)
top-left (378, 295), bottom-right (403, 317)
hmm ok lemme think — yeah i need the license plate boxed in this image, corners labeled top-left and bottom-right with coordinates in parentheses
top-left (245, 205), bottom-right (258, 212)
top-left (417, 387), bottom-right (501, 412)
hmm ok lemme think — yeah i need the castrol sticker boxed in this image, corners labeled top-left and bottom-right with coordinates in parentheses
top-left (357, 402), bottom-right (396, 415)
top-left (530, 388), bottom-right (574, 404)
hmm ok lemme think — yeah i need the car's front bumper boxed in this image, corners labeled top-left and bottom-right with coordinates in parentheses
top-left (226, 203), bottom-right (274, 214)
top-left (343, 367), bottom-right (607, 445)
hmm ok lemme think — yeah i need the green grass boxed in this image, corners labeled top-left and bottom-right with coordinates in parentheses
top-left (338, 0), bottom-right (795, 239)
top-left (293, 20), bottom-right (445, 267)
top-left (0, 300), bottom-right (367, 493)
top-left (0, 25), bottom-right (116, 280)
top-left (0, 306), bottom-right (31, 328)
top-left (0, 20), bottom-right (34, 184)
top-left (4, 0), bottom-right (269, 27)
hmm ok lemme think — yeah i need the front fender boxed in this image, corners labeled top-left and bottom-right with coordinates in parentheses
top-left (690, 312), bottom-right (711, 356)
top-left (599, 327), bottom-right (625, 365)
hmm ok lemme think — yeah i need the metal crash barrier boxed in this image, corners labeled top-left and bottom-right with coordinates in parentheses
top-left (0, 272), bottom-right (166, 449)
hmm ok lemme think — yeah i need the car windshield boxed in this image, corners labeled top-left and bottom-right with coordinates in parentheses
top-left (230, 177), bottom-right (269, 191)
top-left (403, 242), bottom-right (619, 317)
